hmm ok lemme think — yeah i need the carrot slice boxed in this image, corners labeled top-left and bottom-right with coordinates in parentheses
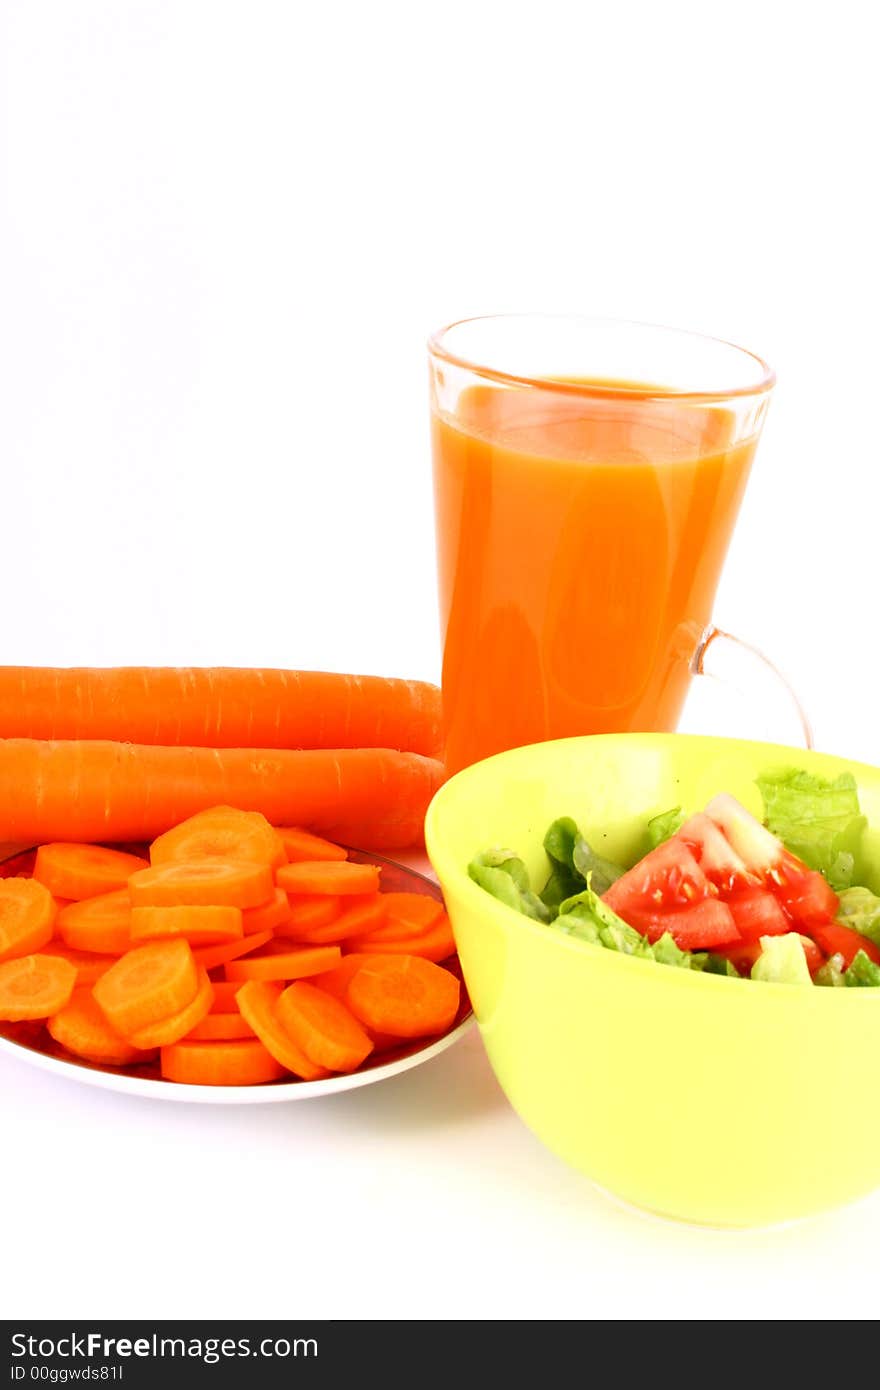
top-left (0, 953), bottom-right (76, 1020)
top-left (93, 938), bottom-right (198, 1036)
top-left (276, 861), bottom-right (380, 897)
top-left (0, 879), bottom-right (57, 963)
top-left (312, 954), bottom-right (412, 1055)
top-left (346, 955), bottom-right (460, 1038)
top-left (187, 1012), bottom-right (255, 1040)
top-left (33, 843), bottom-right (149, 901)
top-left (130, 904), bottom-right (243, 947)
top-left (276, 827), bottom-right (348, 863)
top-left (160, 1038), bottom-right (286, 1086)
top-left (57, 891), bottom-right (131, 955)
top-left (129, 858), bottom-right (273, 910)
top-left (34, 943), bottom-right (115, 986)
top-left (241, 888), bottom-right (292, 934)
top-left (150, 806), bottom-right (286, 870)
top-left (191, 930), bottom-right (273, 972)
top-left (208, 980), bottom-right (249, 1012)
top-left (277, 981), bottom-right (374, 1072)
top-left (287, 894), bottom-right (386, 945)
top-left (275, 895), bottom-right (341, 935)
top-left (224, 943), bottom-right (341, 983)
top-left (47, 988), bottom-right (151, 1066)
top-left (351, 912), bottom-right (455, 964)
top-left (311, 953), bottom-right (375, 1002)
top-left (376, 892), bottom-right (443, 937)
top-left (235, 980), bottom-right (329, 1080)
top-left (126, 969), bottom-right (214, 1048)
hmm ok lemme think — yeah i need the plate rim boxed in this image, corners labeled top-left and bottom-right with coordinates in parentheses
top-left (0, 1012), bottom-right (475, 1103)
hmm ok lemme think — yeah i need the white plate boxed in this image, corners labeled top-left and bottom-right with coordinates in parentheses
top-left (0, 845), bottom-right (473, 1103)
top-left (0, 1013), bottom-right (475, 1103)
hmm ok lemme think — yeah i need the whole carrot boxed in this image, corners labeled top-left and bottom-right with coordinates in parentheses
top-left (0, 740), bottom-right (443, 850)
top-left (0, 668), bottom-right (442, 758)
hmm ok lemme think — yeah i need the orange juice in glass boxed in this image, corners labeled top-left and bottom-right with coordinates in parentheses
top-left (429, 316), bottom-right (780, 775)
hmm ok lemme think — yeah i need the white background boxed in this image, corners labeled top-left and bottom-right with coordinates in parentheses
top-left (1, 0), bottom-right (878, 1322)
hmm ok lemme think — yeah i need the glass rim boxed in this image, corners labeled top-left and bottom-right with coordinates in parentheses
top-left (427, 313), bottom-right (776, 403)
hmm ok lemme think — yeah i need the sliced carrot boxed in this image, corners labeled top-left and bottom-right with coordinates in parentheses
top-left (305, 961), bottom-right (397, 1045)
top-left (57, 891), bottom-right (131, 955)
top-left (376, 891), bottom-right (443, 937)
top-left (241, 888), bottom-right (292, 934)
top-left (126, 969), bottom-right (214, 1048)
top-left (93, 938), bottom-right (199, 1036)
top-left (150, 806), bottom-right (286, 870)
top-left (208, 980), bottom-right (249, 1012)
top-left (34, 943), bottom-right (115, 985)
top-left (130, 904), bottom-right (243, 947)
top-left (33, 842), bottom-right (149, 901)
top-left (187, 1012), bottom-right (255, 1040)
top-left (275, 895), bottom-right (341, 935)
top-left (314, 956), bottom-right (411, 1055)
top-left (346, 955), bottom-right (460, 1038)
top-left (160, 1038), bottom-right (287, 1086)
top-left (191, 929), bottom-right (273, 972)
top-left (224, 943), bottom-right (341, 983)
top-left (350, 912), bottom-right (456, 964)
top-left (47, 988), bottom-right (150, 1066)
top-left (311, 953), bottom-right (375, 1002)
top-left (277, 981), bottom-right (373, 1072)
top-left (0, 953), bottom-right (76, 1020)
top-left (235, 980), bottom-right (330, 1080)
top-left (277, 827), bottom-right (348, 863)
top-left (276, 861), bottom-right (380, 897)
top-left (128, 858), bottom-right (273, 910)
top-left (0, 879), bottom-right (57, 963)
top-left (287, 894), bottom-right (386, 945)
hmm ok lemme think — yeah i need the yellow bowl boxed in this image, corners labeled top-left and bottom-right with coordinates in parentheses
top-left (425, 733), bottom-right (880, 1227)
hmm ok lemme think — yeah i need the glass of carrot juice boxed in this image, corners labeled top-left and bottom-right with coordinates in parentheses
top-left (429, 315), bottom-right (800, 775)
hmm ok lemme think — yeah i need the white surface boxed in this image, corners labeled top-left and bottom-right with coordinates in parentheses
top-left (1, 0), bottom-right (879, 1321)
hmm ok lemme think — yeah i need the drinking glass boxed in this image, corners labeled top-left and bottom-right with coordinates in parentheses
top-left (429, 315), bottom-right (806, 774)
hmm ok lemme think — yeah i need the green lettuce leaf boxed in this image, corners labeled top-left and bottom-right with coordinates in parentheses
top-left (845, 949), bottom-right (880, 988)
top-left (814, 952), bottom-right (846, 988)
top-left (540, 817), bottom-right (624, 911)
top-left (835, 886), bottom-right (880, 946)
top-left (468, 849), bottom-right (551, 922)
top-left (756, 768), bottom-right (866, 890)
top-left (540, 818), bottom-right (586, 911)
top-left (751, 933), bottom-right (812, 986)
top-left (703, 953), bottom-right (740, 977)
top-left (646, 806), bottom-right (684, 849)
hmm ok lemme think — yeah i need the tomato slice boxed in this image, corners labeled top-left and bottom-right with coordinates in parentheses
top-left (702, 794), bottom-right (839, 928)
top-left (677, 813), bottom-right (756, 895)
top-left (604, 838), bottom-right (711, 915)
top-left (603, 837), bottom-right (739, 949)
top-left (726, 888), bottom-right (790, 942)
top-left (774, 864), bottom-right (839, 930)
top-left (809, 922), bottom-right (880, 970)
top-left (620, 897), bottom-right (740, 950)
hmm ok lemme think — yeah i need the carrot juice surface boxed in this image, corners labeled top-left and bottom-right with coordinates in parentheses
top-left (431, 381), bottom-right (758, 774)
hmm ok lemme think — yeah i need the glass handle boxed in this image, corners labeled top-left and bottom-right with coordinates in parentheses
top-left (691, 625), bottom-right (813, 749)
